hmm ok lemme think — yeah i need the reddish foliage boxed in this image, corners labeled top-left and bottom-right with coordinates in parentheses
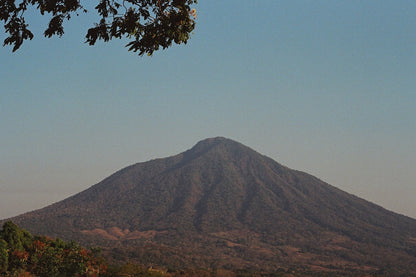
top-left (32, 240), bottom-right (45, 251)
top-left (12, 250), bottom-right (29, 261)
top-left (80, 249), bottom-right (88, 257)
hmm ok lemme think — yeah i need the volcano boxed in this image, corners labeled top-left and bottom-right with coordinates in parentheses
top-left (5, 137), bottom-right (416, 274)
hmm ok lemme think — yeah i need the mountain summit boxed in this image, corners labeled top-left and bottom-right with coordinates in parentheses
top-left (6, 137), bottom-right (416, 274)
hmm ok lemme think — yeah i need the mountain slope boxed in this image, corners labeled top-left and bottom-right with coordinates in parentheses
top-left (5, 137), bottom-right (416, 274)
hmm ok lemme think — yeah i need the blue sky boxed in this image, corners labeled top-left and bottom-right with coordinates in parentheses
top-left (1, 1), bottom-right (415, 219)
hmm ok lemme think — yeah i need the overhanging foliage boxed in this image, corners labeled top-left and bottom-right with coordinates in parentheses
top-left (0, 0), bottom-right (197, 55)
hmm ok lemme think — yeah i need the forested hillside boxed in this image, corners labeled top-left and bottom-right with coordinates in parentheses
top-left (4, 138), bottom-right (416, 275)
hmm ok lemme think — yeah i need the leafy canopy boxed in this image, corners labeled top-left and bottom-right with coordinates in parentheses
top-left (0, 0), bottom-right (197, 55)
top-left (0, 221), bottom-right (107, 276)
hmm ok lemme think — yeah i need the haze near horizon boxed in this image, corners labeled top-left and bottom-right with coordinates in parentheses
top-left (1, 1), bottom-right (415, 220)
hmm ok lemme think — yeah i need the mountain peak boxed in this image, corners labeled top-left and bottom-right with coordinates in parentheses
top-left (184, 137), bottom-right (244, 159)
top-left (192, 136), bottom-right (235, 149)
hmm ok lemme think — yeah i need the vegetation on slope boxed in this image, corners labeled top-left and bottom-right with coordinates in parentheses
top-left (2, 222), bottom-right (416, 276)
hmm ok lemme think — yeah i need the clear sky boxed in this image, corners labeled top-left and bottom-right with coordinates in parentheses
top-left (1, 1), bottom-right (415, 220)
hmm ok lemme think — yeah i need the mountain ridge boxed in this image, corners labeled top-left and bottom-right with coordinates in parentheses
top-left (3, 137), bottom-right (416, 274)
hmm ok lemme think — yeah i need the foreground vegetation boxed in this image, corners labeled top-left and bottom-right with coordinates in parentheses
top-left (0, 221), bottom-right (107, 276)
top-left (0, 222), bottom-right (288, 277)
top-left (1, 222), bottom-right (412, 276)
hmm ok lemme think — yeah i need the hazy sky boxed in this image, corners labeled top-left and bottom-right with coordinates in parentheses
top-left (1, 1), bottom-right (415, 220)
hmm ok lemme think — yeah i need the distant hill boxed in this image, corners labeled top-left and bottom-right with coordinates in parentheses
top-left (4, 137), bottom-right (416, 275)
